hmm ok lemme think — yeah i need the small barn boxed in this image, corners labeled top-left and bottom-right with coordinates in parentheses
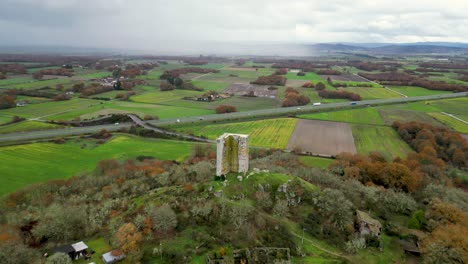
top-left (102, 250), bottom-right (125, 264)
top-left (71, 241), bottom-right (89, 260)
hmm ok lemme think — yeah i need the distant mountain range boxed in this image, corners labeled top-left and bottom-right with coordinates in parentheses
top-left (307, 42), bottom-right (468, 54)
top-left (0, 42), bottom-right (467, 56)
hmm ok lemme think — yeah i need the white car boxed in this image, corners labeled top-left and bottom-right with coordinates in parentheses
top-left (176, 119), bottom-right (180, 123)
top-left (114, 122), bottom-right (119, 125)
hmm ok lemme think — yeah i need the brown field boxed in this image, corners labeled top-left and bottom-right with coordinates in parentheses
top-left (286, 79), bottom-right (309, 87)
top-left (320, 74), bottom-right (370, 82)
top-left (287, 119), bottom-right (357, 156)
top-left (224, 83), bottom-right (277, 98)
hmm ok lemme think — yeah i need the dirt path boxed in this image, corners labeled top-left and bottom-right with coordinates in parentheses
top-left (291, 232), bottom-right (355, 263)
top-left (441, 112), bottom-right (468, 125)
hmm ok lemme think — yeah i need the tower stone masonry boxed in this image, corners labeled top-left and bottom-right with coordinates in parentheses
top-left (216, 133), bottom-right (249, 176)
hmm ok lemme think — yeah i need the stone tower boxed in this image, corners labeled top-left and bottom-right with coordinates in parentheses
top-left (216, 133), bottom-right (249, 176)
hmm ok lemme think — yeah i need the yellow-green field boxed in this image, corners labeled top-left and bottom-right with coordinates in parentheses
top-left (428, 113), bottom-right (468, 133)
top-left (338, 87), bottom-right (402, 99)
top-left (175, 118), bottom-right (298, 149)
top-left (0, 121), bottom-right (63, 134)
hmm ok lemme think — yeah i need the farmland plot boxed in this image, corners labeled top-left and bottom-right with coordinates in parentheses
top-left (174, 118), bottom-right (297, 149)
top-left (287, 119), bottom-right (357, 156)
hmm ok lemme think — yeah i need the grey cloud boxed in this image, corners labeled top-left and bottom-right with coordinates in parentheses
top-left (0, 0), bottom-right (467, 52)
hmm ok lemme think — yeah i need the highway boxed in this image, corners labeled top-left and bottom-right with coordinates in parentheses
top-left (0, 92), bottom-right (466, 143)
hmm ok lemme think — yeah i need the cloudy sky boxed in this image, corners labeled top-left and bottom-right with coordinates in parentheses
top-left (1, 0), bottom-right (467, 53)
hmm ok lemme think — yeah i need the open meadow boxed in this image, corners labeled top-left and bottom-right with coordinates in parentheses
top-left (0, 134), bottom-right (196, 196)
top-left (299, 107), bottom-right (386, 125)
top-left (351, 124), bottom-right (413, 160)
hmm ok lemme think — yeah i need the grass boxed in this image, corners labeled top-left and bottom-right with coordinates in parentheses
top-left (428, 112), bottom-right (468, 133)
top-left (389, 86), bottom-right (451, 97)
top-left (163, 95), bottom-right (280, 112)
top-left (0, 134), bottom-right (196, 196)
top-left (0, 76), bottom-right (33, 88)
top-left (175, 118), bottom-right (298, 149)
top-left (351, 125), bottom-right (413, 160)
top-left (76, 71), bottom-right (112, 79)
top-left (0, 98), bottom-right (100, 119)
top-left (299, 156), bottom-right (334, 169)
top-left (353, 234), bottom-right (406, 264)
top-left (75, 237), bottom-right (112, 264)
top-left (299, 107), bottom-right (385, 125)
top-left (131, 89), bottom-right (203, 104)
top-left (8, 78), bottom-right (72, 89)
top-left (0, 115), bottom-right (12, 125)
top-left (191, 80), bottom-right (231, 92)
top-left (0, 121), bottom-right (63, 134)
top-left (48, 101), bottom-right (213, 121)
top-left (285, 72), bottom-right (334, 90)
top-left (338, 87), bottom-right (401, 100)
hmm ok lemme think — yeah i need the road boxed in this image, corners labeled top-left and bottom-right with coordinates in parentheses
top-left (127, 115), bottom-right (214, 143)
top-left (0, 92), bottom-right (466, 143)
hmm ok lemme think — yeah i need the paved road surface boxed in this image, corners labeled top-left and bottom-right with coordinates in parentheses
top-left (0, 92), bottom-right (466, 143)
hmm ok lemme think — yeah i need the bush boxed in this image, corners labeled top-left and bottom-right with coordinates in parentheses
top-left (215, 104), bottom-right (237, 114)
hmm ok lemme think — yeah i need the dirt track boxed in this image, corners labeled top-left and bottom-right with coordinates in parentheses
top-left (287, 119), bottom-right (357, 156)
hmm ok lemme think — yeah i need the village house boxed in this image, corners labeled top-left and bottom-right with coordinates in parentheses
top-left (356, 210), bottom-right (382, 238)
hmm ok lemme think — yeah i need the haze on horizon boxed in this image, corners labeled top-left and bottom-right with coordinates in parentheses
top-left (1, 0), bottom-right (467, 54)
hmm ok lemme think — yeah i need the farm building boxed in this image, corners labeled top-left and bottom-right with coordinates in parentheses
top-left (102, 250), bottom-right (126, 264)
top-left (356, 210), bottom-right (382, 238)
top-left (52, 241), bottom-right (89, 260)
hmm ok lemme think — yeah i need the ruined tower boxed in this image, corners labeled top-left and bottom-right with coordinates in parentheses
top-left (216, 133), bottom-right (249, 176)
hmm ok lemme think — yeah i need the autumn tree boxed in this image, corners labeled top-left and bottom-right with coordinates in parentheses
top-left (114, 223), bottom-right (143, 253)
top-left (0, 95), bottom-right (16, 109)
top-left (215, 104), bottom-right (237, 114)
top-left (420, 224), bottom-right (468, 264)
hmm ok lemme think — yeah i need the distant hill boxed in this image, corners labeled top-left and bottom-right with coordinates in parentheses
top-left (307, 43), bottom-right (468, 54)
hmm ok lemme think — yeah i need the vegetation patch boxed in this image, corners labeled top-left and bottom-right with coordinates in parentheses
top-left (351, 124), bottom-right (413, 160)
top-left (300, 107), bottom-right (385, 125)
top-left (0, 135), bottom-right (195, 196)
top-left (175, 118), bottom-right (298, 149)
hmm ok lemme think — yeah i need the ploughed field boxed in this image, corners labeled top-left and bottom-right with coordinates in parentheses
top-left (287, 119), bottom-right (357, 156)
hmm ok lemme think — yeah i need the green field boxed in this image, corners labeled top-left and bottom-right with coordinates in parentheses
top-left (164, 95), bottom-right (281, 111)
top-left (389, 86), bottom-right (451, 97)
top-left (0, 115), bottom-right (12, 125)
top-left (300, 156), bottom-right (334, 169)
top-left (428, 113), bottom-right (468, 133)
top-left (299, 107), bottom-right (385, 125)
top-left (338, 87), bottom-right (401, 100)
top-left (45, 100), bottom-right (213, 121)
top-left (0, 76), bottom-right (34, 87)
top-left (0, 121), bottom-right (63, 134)
top-left (76, 71), bottom-right (112, 79)
top-left (131, 89), bottom-right (203, 103)
top-left (351, 125), bottom-right (413, 160)
top-left (0, 98), bottom-right (100, 119)
top-left (7, 78), bottom-right (72, 89)
top-left (0, 135), bottom-right (196, 196)
top-left (175, 118), bottom-right (298, 149)
top-left (192, 80), bottom-right (231, 92)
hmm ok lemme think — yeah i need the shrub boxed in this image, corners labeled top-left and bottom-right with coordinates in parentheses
top-left (215, 104), bottom-right (237, 114)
